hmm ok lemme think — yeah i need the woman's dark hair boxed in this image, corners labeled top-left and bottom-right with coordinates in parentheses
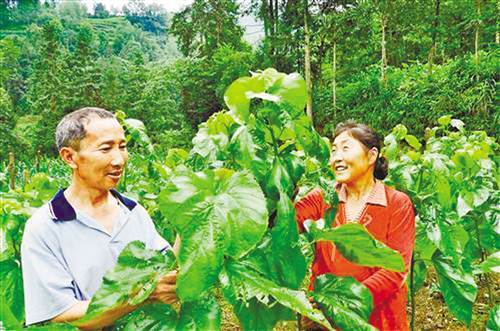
top-left (333, 120), bottom-right (389, 180)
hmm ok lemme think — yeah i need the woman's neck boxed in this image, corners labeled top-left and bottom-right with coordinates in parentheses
top-left (345, 174), bottom-right (376, 201)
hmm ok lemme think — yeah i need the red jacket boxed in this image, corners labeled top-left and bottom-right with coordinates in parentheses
top-left (295, 181), bottom-right (415, 331)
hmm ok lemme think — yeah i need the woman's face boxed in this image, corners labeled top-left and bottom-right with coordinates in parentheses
top-left (330, 131), bottom-right (377, 184)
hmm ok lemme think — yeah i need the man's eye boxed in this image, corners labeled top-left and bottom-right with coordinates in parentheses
top-left (101, 147), bottom-right (111, 152)
top-left (119, 145), bottom-right (127, 150)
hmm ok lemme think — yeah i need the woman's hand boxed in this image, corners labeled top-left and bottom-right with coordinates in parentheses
top-left (149, 270), bottom-right (178, 304)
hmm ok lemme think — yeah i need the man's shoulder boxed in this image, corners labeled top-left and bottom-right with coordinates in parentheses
top-left (23, 203), bottom-right (58, 241)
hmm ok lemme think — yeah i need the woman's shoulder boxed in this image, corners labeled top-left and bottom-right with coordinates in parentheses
top-left (383, 184), bottom-right (413, 207)
top-left (300, 187), bottom-right (325, 202)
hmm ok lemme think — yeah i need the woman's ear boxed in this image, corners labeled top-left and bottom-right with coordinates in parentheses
top-left (368, 147), bottom-right (378, 165)
top-left (59, 147), bottom-right (78, 169)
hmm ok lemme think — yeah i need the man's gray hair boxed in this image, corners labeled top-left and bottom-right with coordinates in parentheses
top-left (55, 107), bottom-right (116, 150)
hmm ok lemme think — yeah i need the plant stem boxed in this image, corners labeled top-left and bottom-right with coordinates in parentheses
top-left (410, 253), bottom-right (416, 331)
top-left (472, 215), bottom-right (493, 306)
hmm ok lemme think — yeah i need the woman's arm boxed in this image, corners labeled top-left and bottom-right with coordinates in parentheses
top-left (361, 194), bottom-right (415, 303)
top-left (294, 188), bottom-right (328, 232)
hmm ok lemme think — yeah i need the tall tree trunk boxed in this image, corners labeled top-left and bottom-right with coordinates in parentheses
top-left (304, 0), bottom-right (313, 120)
top-left (274, 0), bottom-right (278, 35)
top-left (332, 39), bottom-right (337, 119)
top-left (262, 0), bottom-right (269, 38)
top-left (269, 0), bottom-right (275, 57)
top-left (380, 14), bottom-right (388, 85)
top-left (474, 0), bottom-right (481, 63)
top-left (428, 0), bottom-right (440, 74)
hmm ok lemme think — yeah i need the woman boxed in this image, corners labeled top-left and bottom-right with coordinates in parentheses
top-left (296, 121), bottom-right (415, 331)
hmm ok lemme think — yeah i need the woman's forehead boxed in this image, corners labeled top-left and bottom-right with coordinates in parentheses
top-left (332, 131), bottom-right (357, 145)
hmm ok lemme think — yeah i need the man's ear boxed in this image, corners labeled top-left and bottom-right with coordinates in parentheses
top-left (59, 147), bottom-right (78, 169)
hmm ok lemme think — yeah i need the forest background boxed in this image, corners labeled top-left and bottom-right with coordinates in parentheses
top-left (0, 0), bottom-right (497, 162)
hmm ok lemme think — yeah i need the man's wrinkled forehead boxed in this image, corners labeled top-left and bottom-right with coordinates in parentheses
top-left (80, 117), bottom-right (125, 145)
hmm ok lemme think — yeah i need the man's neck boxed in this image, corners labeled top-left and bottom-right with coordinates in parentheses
top-left (345, 174), bottom-right (376, 201)
top-left (64, 179), bottom-right (111, 210)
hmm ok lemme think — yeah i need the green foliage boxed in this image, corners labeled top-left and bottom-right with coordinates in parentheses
top-left (170, 0), bottom-right (244, 57)
top-left (486, 305), bottom-right (500, 331)
top-left (152, 68), bottom-right (403, 330)
top-left (384, 117), bottom-right (498, 327)
top-left (432, 251), bottom-right (477, 325)
top-left (115, 303), bottom-right (177, 331)
top-left (123, 2), bottom-right (168, 35)
top-left (309, 223), bottom-right (405, 272)
top-left (313, 274), bottom-right (376, 331)
top-left (222, 260), bottom-right (332, 330)
top-left (75, 241), bottom-right (177, 325)
top-left (316, 51), bottom-right (498, 138)
top-left (158, 168), bottom-right (268, 301)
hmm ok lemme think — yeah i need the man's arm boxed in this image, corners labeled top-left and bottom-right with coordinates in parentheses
top-left (51, 271), bottom-right (178, 329)
top-left (64, 301), bottom-right (137, 330)
top-left (50, 301), bottom-right (90, 323)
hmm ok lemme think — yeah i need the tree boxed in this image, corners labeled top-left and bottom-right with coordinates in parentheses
top-left (66, 24), bottom-right (102, 108)
top-left (24, 19), bottom-right (69, 154)
top-left (170, 0), bottom-right (244, 57)
top-left (123, 0), bottom-right (168, 34)
top-left (303, 0), bottom-right (313, 119)
top-left (93, 2), bottom-right (109, 19)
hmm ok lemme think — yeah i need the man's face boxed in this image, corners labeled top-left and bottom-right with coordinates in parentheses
top-left (71, 117), bottom-right (128, 191)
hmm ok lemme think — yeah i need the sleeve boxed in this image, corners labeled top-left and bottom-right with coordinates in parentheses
top-left (21, 220), bottom-right (78, 325)
top-left (139, 205), bottom-right (171, 252)
top-left (361, 193), bottom-right (416, 304)
top-left (294, 188), bottom-right (328, 232)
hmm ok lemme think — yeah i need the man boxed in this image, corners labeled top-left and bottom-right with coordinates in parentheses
top-left (21, 107), bottom-right (178, 328)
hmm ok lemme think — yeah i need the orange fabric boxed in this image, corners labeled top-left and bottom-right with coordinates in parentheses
top-left (295, 184), bottom-right (415, 331)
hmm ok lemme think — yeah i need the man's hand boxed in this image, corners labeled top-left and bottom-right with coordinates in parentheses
top-left (149, 271), bottom-right (178, 304)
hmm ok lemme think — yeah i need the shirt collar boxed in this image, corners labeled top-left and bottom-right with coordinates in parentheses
top-left (335, 180), bottom-right (387, 207)
top-left (49, 188), bottom-right (137, 222)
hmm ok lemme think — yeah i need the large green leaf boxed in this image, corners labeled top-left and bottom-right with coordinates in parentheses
top-left (310, 223), bottom-right (405, 272)
top-left (427, 220), bottom-right (469, 266)
top-left (229, 124), bottom-right (256, 169)
top-left (486, 304), bottom-right (500, 331)
top-left (0, 290), bottom-right (23, 330)
top-left (293, 116), bottom-right (331, 164)
top-left (224, 260), bottom-right (332, 330)
top-left (26, 323), bottom-right (79, 330)
top-left (313, 274), bottom-right (376, 331)
top-left (244, 192), bottom-right (307, 290)
top-left (0, 258), bottom-right (24, 323)
top-left (432, 251), bottom-right (477, 326)
top-left (176, 296), bottom-right (221, 331)
top-left (268, 72), bottom-right (307, 112)
top-left (75, 241), bottom-right (176, 324)
top-left (435, 175), bottom-right (451, 210)
top-left (224, 76), bottom-right (265, 122)
top-left (158, 169), bottom-right (268, 301)
top-left (116, 303), bottom-right (178, 331)
top-left (220, 269), bottom-right (294, 331)
top-left (473, 251), bottom-right (500, 274)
